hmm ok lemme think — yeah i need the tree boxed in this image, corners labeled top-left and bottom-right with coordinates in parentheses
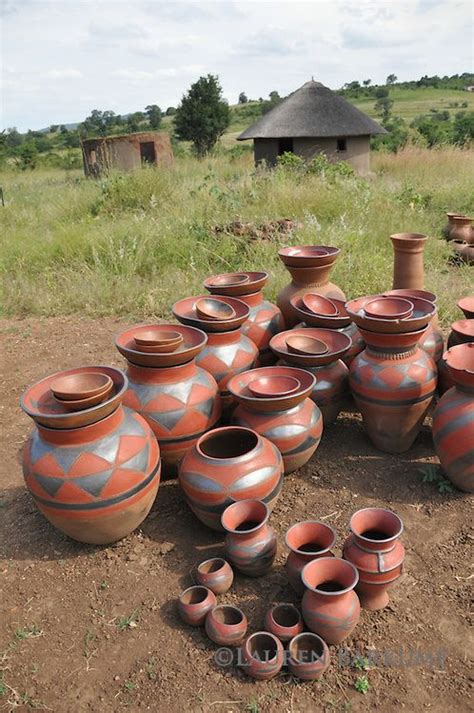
top-left (363, 79), bottom-right (372, 87)
top-left (174, 74), bottom-right (230, 157)
top-left (165, 106), bottom-right (176, 116)
top-left (374, 96), bottom-right (394, 124)
top-left (386, 74), bottom-right (398, 85)
top-left (238, 92), bottom-right (248, 104)
top-left (16, 142), bottom-right (38, 170)
top-left (145, 104), bottom-right (162, 129)
top-left (5, 128), bottom-right (23, 149)
top-left (453, 111), bottom-right (474, 146)
top-left (80, 110), bottom-right (117, 137)
top-left (49, 124), bottom-right (59, 133)
top-left (269, 90), bottom-right (280, 101)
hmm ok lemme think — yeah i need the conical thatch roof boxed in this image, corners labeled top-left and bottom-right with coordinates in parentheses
top-left (238, 81), bottom-right (387, 140)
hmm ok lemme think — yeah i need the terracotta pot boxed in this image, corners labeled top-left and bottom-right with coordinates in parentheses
top-left (221, 499), bottom-right (277, 576)
top-left (458, 296), bottom-right (474, 320)
top-left (205, 605), bottom-right (248, 646)
top-left (444, 212), bottom-right (465, 240)
top-left (390, 232), bottom-right (428, 290)
top-left (241, 632), bottom-right (284, 680)
top-left (21, 367), bottom-right (161, 545)
top-left (287, 633), bottom-right (330, 681)
top-left (449, 216), bottom-right (473, 244)
top-left (343, 508), bottom-right (405, 610)
top-left (116, 324), bottom-right (221, 477)
top-left (383, 289), bottom-right (443, 362)
top-left (285, 520), bottom-right (337, 595)
top-left (178, 427), bottom-right (284, 531)
top-left (204, 271), bottom-right (285, 366)
top-left (263, 603), bottom-right (304, 642)
top-left (196, 558), bottom-right (234, 594)
top-left (277, 246), bottom-right (346, 327)
top-left (453, 241), bottom-right (474, 264)
top-left (178, 586), bottom-right (216, 627)
top-left (447, 319), bottom-right (474, 348)
top-left (228, 366), bottom-right (322, 474)
top-left (301, 557), bottom-right (360, 645)
top-left (433, 343), bottom-right (474, 493)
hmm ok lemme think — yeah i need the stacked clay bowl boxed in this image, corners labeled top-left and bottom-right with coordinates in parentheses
top-left (50, 372), bottom-right (113, 412)
top-left (203, 271), bottom-right (267, 296)
top-left (173, 295), bottom-right (250, 332)
top-left (278, 245), bottom-right (341, 270)
top-left (228, 366), bottom-right (316, 408)
top-left (115, 324), bottom-right (207, 368)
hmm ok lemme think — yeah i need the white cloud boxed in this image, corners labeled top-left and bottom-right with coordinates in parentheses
top-left (44, 69), bottom-right (83, 79)
top-left (111, 69), bottom-right (155, 80)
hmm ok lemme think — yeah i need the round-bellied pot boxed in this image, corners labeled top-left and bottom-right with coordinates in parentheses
top-left (270, 328), bottom-right (352, 425)
top-left (458, 296), bottom-right (474, 320)
top-left (196, 558), bottom-right (234, 595)
top-left (263, 603), bottom-right (303, 643)
top-left (116, 324), bottom-right (221, 477)
top-left (288, 633), bottom-right (330, 681)
top-left (444, 212), bottom-right (465, 240)
top-left (20, 366), bottom-right (161, 545)
top-left (390, 233), bottom-right (428, 290)
top-left (449, 215), bottom-right (473, 244)
top-left (178, 586), bottom-right (217, 627)
top-left (205, 605), bottom-right (248, 646)
top-left (173, 295), bottom-right (258, 414)
top-left (241, 632), bottom-right (284, 680)
top-left (178, 427), bottom-right (283, 531)
top-left (383, 289), bottom-right (443, 363)
top-left (453, 240), bottom-right (474, 264)
top-left (433, 343), bottom-right (474, 493)
top-left (301, 557), bottom-right (360, 645)
top-left (204, 271), bottom-right (285, 366)
top-left (277, 246), bottom-right (346, 327)
top-left (342, 508), bottom-right (405, 611)
top-left (228, 366), bottom-right (322, 474)
top-left (285, 520), bottom-right (337, 595)
top-left (221, 499), bottom-right (277, 576)
top-left (447, 319), bottom-right (474, 349)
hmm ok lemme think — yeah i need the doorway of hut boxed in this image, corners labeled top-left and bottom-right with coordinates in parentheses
top-left (277, 138), bottom-right (294, 155)
top-left (140, 141), bottom-right (156, 164)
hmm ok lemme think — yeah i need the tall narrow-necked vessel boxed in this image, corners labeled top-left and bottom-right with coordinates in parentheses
top-left (390, 232), bottom-right (428, 290)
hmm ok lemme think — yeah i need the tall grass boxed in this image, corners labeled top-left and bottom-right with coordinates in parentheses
top-left (1, 148), bottom-right (473, 326)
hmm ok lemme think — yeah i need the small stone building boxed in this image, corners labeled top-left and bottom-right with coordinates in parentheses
top-left (238, 80), bottom-right (386, 174)
top-left (81, 131), bottom-right (173, 176)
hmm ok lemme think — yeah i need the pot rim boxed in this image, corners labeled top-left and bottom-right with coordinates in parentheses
top-left (349, 507), bottom-right (404, 543)
top-left (179, 585), bottom-right (214, 607)
top-left (208, 604), bottom-right (245, 627)
top-left (288, 632), bottom-right (328, 663)
top-left (285, 520), bottom-right (337, 556)
top-left (196, 426), bottom-right (260, 462)
top-left (267, 602), bottom-right (302, 628)
top-left (221, 498), bottom-right (270, 535)
top-left (243, 631), bottom-right (281, 662)
top-left (197, 557), bottom-right (228, 575)
top-left (301, 556), bottom-right (359, 595)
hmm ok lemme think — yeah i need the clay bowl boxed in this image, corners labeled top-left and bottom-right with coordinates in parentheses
top-left (346, 296), bottom-right (435, 333)
top-left (457, 296), bottom-right (474, 319)
top-left (286, 335), bottom-right (329, 356)
top-left (228, 366), bottom-right (315, 413)
top-left (248, 375), bottom-right (300, 399)
top-left (133, 327), bottom-right (184, 353)
top-left (204, 271), bottom-right (268, 296)
top-left (302, 294), bottom-right (339, 316)
top-left (278, 245), bottom-right (340, 268)
top-left (53, 389), bottom-right (112, 411)
top-left (270, 328), bottom-right (352, 367)
top-left (195, 297), bottom-right (236, 321)
top-left (290, 296), bottom-right (351, 328)
top-left (173, 295), bottom-right (250, 333)
top-left (445, 342), bottom-right (474, 390)
top-left (383, 289), bottom-right (437, 306)
top-left (364, 297), bottom-right (414, 321)
top-left (50, 372), bottom-right (113, 401)
top-left (357, 325), bottom-right (429, 352)
top-left (115, 324), bottom-right (208, 367)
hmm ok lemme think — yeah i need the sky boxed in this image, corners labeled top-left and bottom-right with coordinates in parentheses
top-left (1, 0), bottom-right (473, 132)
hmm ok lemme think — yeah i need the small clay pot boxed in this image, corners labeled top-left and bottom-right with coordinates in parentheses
top-left (263, 603), bottom-right (303, 642)
top-left (205, 605), bottom-right (248, 646)
top-left (178, 586), bottom-right (216, 627)
top-left (195, 558), bottom-right (234, 594)
top-left (285, 520), bottom-right (337, 594)
top-left (222, 499), bottom-right (277, 577)
top-left (449, 215), bottom-right (473, 244)
top-left (288, 632), bottom-right (330, 681)
top-left (240, 632), bottom-right (284, 680)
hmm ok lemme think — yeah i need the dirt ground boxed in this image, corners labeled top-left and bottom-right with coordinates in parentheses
top-left (1, 316), bottom-right (472, 713)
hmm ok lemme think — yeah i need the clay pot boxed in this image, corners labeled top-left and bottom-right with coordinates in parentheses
top-left (287, 633), bottom-right (330, 681)
top-left (228, 366), bottom-right (323, 474)
top-left (433, 343), bottom-right (474, 492)
top-left (277, 246), bottom-right (346, 327)
top-left (390, 232), bottom-right (428, 290)
top-left (449, 216), bottom-right (473, 244)
top-left (240, 632), bottom-right (284, 680)
top-left (285, 520), bottom-right (337, 595)
top-left (178, 586), bottom-right (217, 627)
top-left (444, 212), bottom-right (465, 240)
top-left (383, 289), bottom-right (443, 362)
top-left (195, 558), bottom-right (234, 594)
top-left (204, 271), bottom-right (285, 366)
top-left (263, 603), bottom-right (304, 642)
top-left (447, 319), bottom-right (474, 348)
top-left (343, 508), bottom-right (405, 610)
top-left (205, 605), bottom-right (248, 646)
top-left (458, 296), bottom-right (474, 319)
top-left (452, 240), bottom-right (474, 264)
top-left (20, 367), bottom-right (161, 545)
top-left (116, 324), bottom-right (221, 477)
top-left (178, 427), bottom-right (284, 531)
top-left (221, 499), bottom-right (277, 576)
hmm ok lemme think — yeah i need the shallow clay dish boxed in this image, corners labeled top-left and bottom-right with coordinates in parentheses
top-left (290, 296), bottom-right (351, 328)
top-left (248, 375), bottom-right (300, 399)
top-left (204, 271), bottom-right (268, 296)
top-left (346, 296), bottom-right (435, 334)
top-left (133, 328), bottom-right (184, 352)
top-left (302, 294), bottom-right (339, 316)
top-left (53, 389), bottom-right (112, 411)
top-left (228, 366), bottom-right (315, 413)
top-left (364, 297), bottom-right (413, 321)
top-left (270, 328), bottom-right (352, 367)
top-left (278, 245), bottom-right (340, 268)
top-left (50, 372), bottom-right (112, 401)
top-left (195, 297), bottom-right (237, 321)
top-left (116, 324), bottom-right (208, 368)
top-left (286, 335), bottom-right (329, 356)
top-left (173, 295), bottom-right (250, 333)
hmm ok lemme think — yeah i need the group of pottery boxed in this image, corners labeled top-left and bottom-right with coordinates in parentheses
top-left (177, 502), bottom-right (404, 681)
top-left (444, 212), bottom-right (474, 265)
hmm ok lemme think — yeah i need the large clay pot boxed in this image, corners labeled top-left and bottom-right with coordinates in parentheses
top-left (222, 499), bottom-right (277, 576)
top-left (178, 426), bottom-right (284, 531)
top-left (449, 215), bottom-right (473, 244)
top-left (285, 521), bottom-right (337, 595)
top-left (277, 246), bottom-right (346, 327)
top-left (343, 508), bottom-right (405, 610)
top-left (21, 367), bottom-right (161, 545)
top-left (384, 289), bottom-right (443, 363)
top-left (204, 271), bottom-right (285, 366)
top-left (439, 319), bottom-right (474, 395)
top-left (228, 366), bottom-right (322, 474)
top-left (116, 324), bottom-right (221, 477)
top-left (173, 295), bottom-right (258, 413)
top-left (390, 232), bottom-right (428, 290)
top-left (433, 343), bottom-right (474, 493)
top-left (301, 557), bottom-right (360, 645)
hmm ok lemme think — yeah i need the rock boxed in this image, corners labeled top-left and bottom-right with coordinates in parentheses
top-left (157, 542), bottom-right (175, 555)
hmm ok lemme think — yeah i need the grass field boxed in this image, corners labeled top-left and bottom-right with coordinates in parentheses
top-left (0, 147), bottom-right (473, 326)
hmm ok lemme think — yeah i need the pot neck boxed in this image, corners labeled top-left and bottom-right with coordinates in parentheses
top-left (352, 534), bottom-right (398, 553)
top-left (225, 519), bottom-right (268, 539)
top-left (206, 329), bottom-right (242, 345)
top-left (236, 291), bottom-right (263, 307)
top-left (365, 345), bottom-right (418, 360)
top-left (36, 404), bottom-right (124, 445)
top-left (126, 359), bottom-right (196, 382)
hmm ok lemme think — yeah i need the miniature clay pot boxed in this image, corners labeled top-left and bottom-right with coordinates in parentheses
top-left (301, 557), bottom-right (360, 645)
top-left (285, 520), bottom-right (337, 595)
top-left (343, 508), bottom-right (405, 610)
top-left (195, 558), bottom-right (234, 595)
top-left (221, 499), bottom-right (277, 576)
top-left (287, 633), bottom-right (330, 681)
top-left (205, 605), bottom-right (248, 646)
top-left (20, 367), bottom-right (161, 545)
top-left (240, 632), bottom-right (284, 680)
top-left (458, 296), bottom-right (474, 320)
top-left (178, 427), bottom-right (284, 531)
top-left (263, 603), bottom-right (304, 642)
top-left (204, 271), bottom-right (285, 365)
top-left (390, 232), bottom-right (428, 290)
top-left (449, 216), bottom-right (473, 244)
top-left (433, 343), bottom-right (474, 493)
top-left (383, 288), bottom-right (443, 362)
top-left (178, 586), bottom-right (217, 627)
top-left (228, 366), bottom-right (323, 474)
